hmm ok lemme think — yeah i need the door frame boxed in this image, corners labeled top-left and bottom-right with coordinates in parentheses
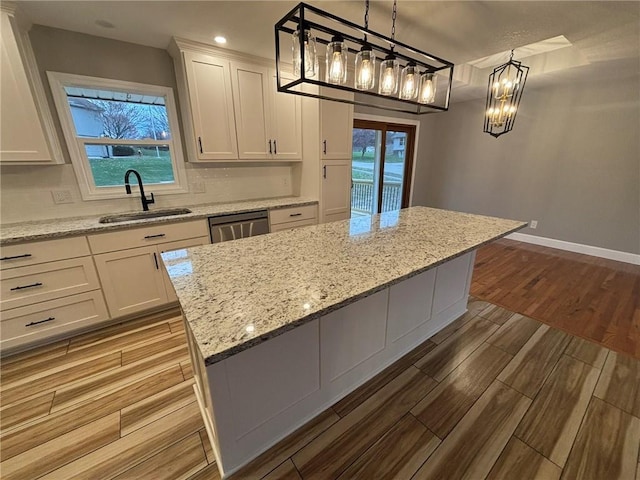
top-left (353, 113), bottom-right (420, 208)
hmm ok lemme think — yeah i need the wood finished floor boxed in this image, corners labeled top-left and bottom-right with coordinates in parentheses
top-left (471, 238), bottom-right (640, 358)
top-left (2, 298), bottom-right (640, 478)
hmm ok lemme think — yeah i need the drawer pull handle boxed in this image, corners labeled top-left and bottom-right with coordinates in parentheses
top-left (11, 282), bottom-right (43, 291)
top-left (289, 213), bottom-right (302, 217)
top-left (26, 316), bottom-right (55, 327)
top-left (1, 254), bottom-right (32, 261)
top-left (144, 234), bottom-right (166, 239)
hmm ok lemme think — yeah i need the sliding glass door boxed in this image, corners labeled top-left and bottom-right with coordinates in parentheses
top-left (351, 120), bottom-right (415, 216)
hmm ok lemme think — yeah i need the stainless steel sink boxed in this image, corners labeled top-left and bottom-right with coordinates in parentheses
top-left (99, 208), bottom-right (192, 224)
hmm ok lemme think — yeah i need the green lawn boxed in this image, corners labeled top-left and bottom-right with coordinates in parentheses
top-left (89, 151), bottom-right (174, 187)
top-left (352, 151), bottom-right (405, 163)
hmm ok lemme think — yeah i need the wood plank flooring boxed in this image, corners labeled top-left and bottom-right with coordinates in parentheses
top-left (2, 241), bottom-right (639, 479)
top-left (471, 238), bottom-right (640, 358)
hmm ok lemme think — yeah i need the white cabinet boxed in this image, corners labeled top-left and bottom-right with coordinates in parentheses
top-left (320, 88), bottom-right (354, 160)
top-left (0, 236), bottom-right (107, 352)
top-left (183, 51), bottom-right (238, 160)
top-left (321, 159), bottom-right (352, 223)
top-left (170, 39), bottom-right (302, 163)
top-left (0, 8), bottom-right (62, 164)
top-left (230, 62), bottom-right (302, 160)
top-left (268, 204), bottom-right (317, 232)
top-left (88, 220), bottom-right (209, 317)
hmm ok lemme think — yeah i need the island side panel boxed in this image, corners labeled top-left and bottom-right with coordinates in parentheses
top-left (193, 250), bottom-right (477, 477)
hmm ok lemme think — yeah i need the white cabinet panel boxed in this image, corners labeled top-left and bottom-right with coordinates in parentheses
top-left (387, 269), bottom-right (436, 343)
top-left (1, 236), bottom-right (91, 270)
top-left (231, 62), bottom-right (270, 159)
top-left (223, 321), bottom-right (320, 439)
top-left (94, 245), bottom-right (168, 318)
top-left (0, 11), bottom-right (59, 164)
top-left (185, 52), bottom-right (238, 160)
top-left (321, 160), bottom-right (352, 223)
top-left (320, 88), bottom-right (353, 160)
top-left (269, 71), bottom-right (302, 160)
top-left (432, 252), bottom-right (474, 316)
top-left (320, 289), bottom-right (388, 383)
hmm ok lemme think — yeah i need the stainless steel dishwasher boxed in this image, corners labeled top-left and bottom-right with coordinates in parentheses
top-left (208, 210), bottom-right (270, 243)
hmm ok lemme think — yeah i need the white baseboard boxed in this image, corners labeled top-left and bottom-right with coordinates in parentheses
top-left (505, 232), bottom-right (640, 265)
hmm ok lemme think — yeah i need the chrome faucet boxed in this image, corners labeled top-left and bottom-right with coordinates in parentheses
top-left (124, 169), bottom-right (155, 211)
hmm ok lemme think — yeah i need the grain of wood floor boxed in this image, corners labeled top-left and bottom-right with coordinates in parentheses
top-left (2, 244), bottom-right (639, 479)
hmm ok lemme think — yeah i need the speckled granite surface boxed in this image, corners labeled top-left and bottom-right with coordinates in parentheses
top-left (0, 197), bottom-right (317, 245)
top-left (162, 207), bottom-right (526, 366)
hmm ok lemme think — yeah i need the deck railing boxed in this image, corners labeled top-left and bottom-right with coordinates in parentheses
top-left (351, 180), bottom-right (402, 214)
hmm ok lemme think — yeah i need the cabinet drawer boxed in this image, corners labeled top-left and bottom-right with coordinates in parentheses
top-left (270, 218), bottom-right (317, 233)
top-left (88, 220), bottom-right (209, 254)
top-left (0, 256), bottom-right (100, 311)
top-left (0, 237), bottom-right (90, 271)
top-left (269, 205), bottom-right (317, 226)
top-left (0, 290), bottom-right (109, 351)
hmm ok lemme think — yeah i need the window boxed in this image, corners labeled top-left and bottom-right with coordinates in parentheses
top-left (47, 72), bottom-right (187, 200)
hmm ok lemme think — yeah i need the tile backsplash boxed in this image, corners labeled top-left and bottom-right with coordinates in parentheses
top-left (0, 163), bottom-right (294, 224)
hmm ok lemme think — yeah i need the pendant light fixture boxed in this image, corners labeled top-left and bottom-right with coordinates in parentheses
top-left (379, 0), bottom-right (400, 96)
top-left (484, 50), bottom-right (529, 138)
top-left (354, 0), bottom-right (376, 91)
top-left (275, 2), bottom-right (454, 115)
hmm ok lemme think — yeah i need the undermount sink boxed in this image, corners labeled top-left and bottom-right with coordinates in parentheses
top-left (99, 208), bottom-right (192, 224)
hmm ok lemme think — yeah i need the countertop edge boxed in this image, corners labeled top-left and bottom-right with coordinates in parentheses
top-left (200, 221), bottom-right (527, 366)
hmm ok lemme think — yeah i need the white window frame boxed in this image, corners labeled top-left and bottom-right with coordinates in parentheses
top-left (47, 72), bottom-right (188, 201)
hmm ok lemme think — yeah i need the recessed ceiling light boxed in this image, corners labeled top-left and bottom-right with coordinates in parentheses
top-left (214, 36), bottom-right (227, 44)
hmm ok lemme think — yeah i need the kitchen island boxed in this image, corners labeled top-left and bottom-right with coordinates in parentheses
top-left (163, 207), bottom-right (526, 477)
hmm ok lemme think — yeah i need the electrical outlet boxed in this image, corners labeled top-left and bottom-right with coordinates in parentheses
top-left (51, 190), bottom-right (74, 204)
top-left (530, 220), bottom-right (538, 229)
top-left (191, 182), bottom-right (205, 193)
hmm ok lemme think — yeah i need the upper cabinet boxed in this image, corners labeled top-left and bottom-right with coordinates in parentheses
top-left (320, 87), bottom-right (354, 160)
top-left (0, 8), bottom-right (62, 165)
top-left (183, 52), bottom-right (238, 160)
top-left (170, 39), bottom-right (301, 162)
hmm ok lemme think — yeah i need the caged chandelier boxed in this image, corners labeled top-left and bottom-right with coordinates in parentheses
top-left (484, 50), bottom-right (529, 138)
top-left (275, 1), bottom-right (454, 115)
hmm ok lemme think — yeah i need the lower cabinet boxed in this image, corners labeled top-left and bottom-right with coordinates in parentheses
top-left (321, 159), bottom-right (352, 223)
top-left (268, 204), bottom-right (318, 232)
top-left (94, 235), bottom-right (210, 317)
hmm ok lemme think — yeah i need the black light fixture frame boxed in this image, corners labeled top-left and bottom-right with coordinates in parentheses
top-left (275, 2), bottom-right (454, 115)
top-left (483, 55), bottom-right (529, 138)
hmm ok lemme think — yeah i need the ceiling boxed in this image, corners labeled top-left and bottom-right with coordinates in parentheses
top-left (16, 1), bottom-right (640, 102)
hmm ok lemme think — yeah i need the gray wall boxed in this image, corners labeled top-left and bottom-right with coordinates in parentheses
top-left (28, 25), bottom-right (182, 164)
top-left (414, 76), bottom-right (640, 254)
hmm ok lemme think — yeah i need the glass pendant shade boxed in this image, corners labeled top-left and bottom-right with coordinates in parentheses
top-left (355, 46), bottom-right (376, 90)
top-left (399, 63), bottom-right (419, 100)
top-left (418, 73), bottom-right (437, 104)
top-left (292, 29), bottom-right (317, 78)
top-left (379, 55), bottom-right (399, 96)
top-left (326, 35), bottom-right (348, 85)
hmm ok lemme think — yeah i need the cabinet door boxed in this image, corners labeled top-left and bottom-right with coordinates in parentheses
top-left (270, 70), bottom-right (302, 160)
top-left (321, 160), bottom-right (352, 223)
top-left (231, 62), bottom-right (270, 160)
top-left (0, 12), bottom-right (52, 164)
top-left (158, 236), bottom-right (210, 303)
top-left (320, 88), bottom-right (354, 160)
top-left (94, 246), bottom-right (168, 318)
top-left (185, 52), bottom-right (238, 160)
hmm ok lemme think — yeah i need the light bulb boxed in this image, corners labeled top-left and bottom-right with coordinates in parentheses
top-left (355, 47), bottom-right (376, 90)
top-left (379, 55), bottom-right (399, 96)
top-left (418, 72), bottom-right (437, 104)
top-left (399, 63), bottom-right (419, 100)
top-left (326, 35), bottom-right (347, 85)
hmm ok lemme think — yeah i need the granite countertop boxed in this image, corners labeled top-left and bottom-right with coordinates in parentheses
top-left (0, 196), bottom-right (318, 245)
top-left (163, 206), bottom-right (526, 366)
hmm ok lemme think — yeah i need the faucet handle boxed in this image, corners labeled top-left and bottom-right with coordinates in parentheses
top-left (146, 192), bottom-right (155, 205)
